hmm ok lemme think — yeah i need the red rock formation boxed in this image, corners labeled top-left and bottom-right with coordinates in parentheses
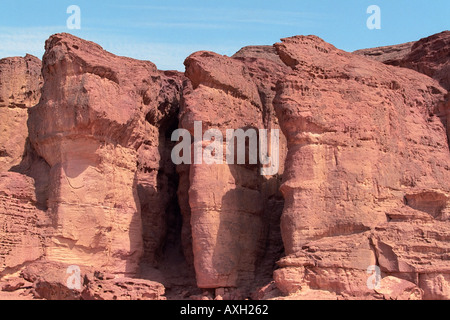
top-left (180, 47), bottom-right (288, 292)
top-left (19, 261), bottom-right (165, 300)
top-left (0, 31), bottom-right (449, 300)
top-left (357, 31), bottom-right (450, 91)
top-left (273, 35), bottom-right (450, 298)
top-left (354, 41), bottom-right (415, 64)
top-left (0, 173), bottom-right (48, 274)
top-left (136, 69), bottom-right (185, 268)
top-left (0, 55), bottom-right (42, 172)
top-left (28, 33), bottom-right (183, 276)
top-left (0, 55), bottom-right (47, 279)
top-left (397, 31), bottom-right (450, 93)
top-left (356, 31), bottom-right (450, 146)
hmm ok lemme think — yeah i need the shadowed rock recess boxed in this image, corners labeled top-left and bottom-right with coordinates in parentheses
top-left (0, 31), bottom-right (449, 300)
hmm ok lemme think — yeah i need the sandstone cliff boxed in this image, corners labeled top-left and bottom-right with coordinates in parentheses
top-left (0, 55), bottom-right (47, 280)
top-left (273, 35), bottom-right (449, 299)
top-left (0, 31), bottom-right (449, 300)
top-left (0, 54), bottom-right (42, 172)
top-left (180, 46), bottom-right (288, 292)
top-left (27, 34), bottom-right (187, 276)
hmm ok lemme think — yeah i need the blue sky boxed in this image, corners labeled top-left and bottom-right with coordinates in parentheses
top-left (0, 0), bottom-right (448, 70)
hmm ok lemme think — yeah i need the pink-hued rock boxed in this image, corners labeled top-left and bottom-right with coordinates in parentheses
top-left (180, 48), bottom-right (288, 290)
top-left (404, 32), bottom-right (450, 146)
top-left (355, 31), bottom-right (450, 150)
top-left (273, 35), bottom-right (450, 297)
top-left (28, 33), bottom-right (182, 275)
top-left (354, 31), bottom-right (450, 91)
top-left (397, 31), bottom-right (450, 90)
top-left (136, 69), bottom-right (185, 267)
top-left (397, 32), bottom-right (450, 145)
top-left (273, 266), bottom-right (306, 295)
top-left (419, 273), bottom-right (450, 300)
top-left (274, 232), bottom-right (376, 296)
top-left (0, 54), bottom-right (42, 109)
top-left (0, 172), bottom-right (48, 273)
top-left (1, 278), bottom-right (28, 292)
top-left (82, 276), bottom-right (166, 300)
top-left (0, 55), bottom-right (49, 280)
top-left (354, 41), bottom-right (415, 64)
top-left (21, 261), bottom-right (87, 300)
top-left (20, 261), bottom-right (166, 300)
top-left (355, 32), bottom-right (450, 300)
top-left (375, 276), bottom-right (422, 300)
top-left (0, 54), bottom-right (42, 172)
top-left (1, 30), bottom-right (449, 300)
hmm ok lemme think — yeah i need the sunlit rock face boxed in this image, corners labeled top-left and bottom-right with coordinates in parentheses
top-left (28, 33), bottom-right (183, 275)
top-left (1, 31), bottom-right (449, 300)
top-left (273, 35), bottom-right (450, 298)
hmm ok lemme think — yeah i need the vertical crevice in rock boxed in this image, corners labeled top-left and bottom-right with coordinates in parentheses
top-left (179, 47), bottom-right (289, 296)
top-left (0, 54), bottom-right (50, 278)
top-left (1, 31), bottom-right (449, 300)
top-left (28, 33), bottom-right (172, 276)
top-left (138, 70), bottom-right (197, 294)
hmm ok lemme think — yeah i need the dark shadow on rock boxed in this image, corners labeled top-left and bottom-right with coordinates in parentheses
top-left (9, 138), bottom-right (50, 211)
top-left (209, 126), bottom-right (285, 296)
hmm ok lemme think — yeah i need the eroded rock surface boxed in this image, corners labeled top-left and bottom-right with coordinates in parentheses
top-left (0, 173), bottom-right (48, 274)
top-left (0, 55), bottom-right (42, 172)
top-left (180, 47), bottom-right (288, 292)
top-left (354, 41), bottom-right (415, 64)
top-left (356, 31), bottom-right (450, 91)
top-left (356, 31), bottom-right (450, 146)
top-left (273, 35), bottom-right (450, 298)
top-left (28, 33), bottom-right (183, 276)
top-left (0, 55), bottom-right (47, 278)
top-left (0, 31), bottom-right (449, 300)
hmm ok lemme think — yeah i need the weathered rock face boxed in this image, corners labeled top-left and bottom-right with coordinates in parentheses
top-left (0, 55), bottom-right (42, 172)
top-left (0, 173), bottom-right (48, 274)
top-left (0, 31), bottom-right (449, 300)
top-left (354, 41), bottom-right (415, 64)
top-left (393, 32), bottom-right (450, 147)
top-left (273, 35), bottom-right (450, 298)
top-left (355, 30), bottom-right (450, 208)
top-left (19, 261), bottom-right (166, 300)
top-left (0, 55), bottom-right (47, 278)
top-left (136, 69), bottom-right (185, 268)
top-left (397, 31), bottom-right (450, 93)
top-left (28, 33), bottom-right (183, 276)
top-left (355, 32), bottom-right (450, 109)
top-left (180, 47), bottom-right (288, 290)
top-left (0, 54), bottom-right (42, 109)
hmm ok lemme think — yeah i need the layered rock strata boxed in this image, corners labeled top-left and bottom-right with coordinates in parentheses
top-left (28, 34), bottom-right (183, 275)
top-left (0, 31), bottom-right (449, 300)
top-left (273, 35), bottom-right (450, 298)
top-left (179, 46), bottom-right (288, 290)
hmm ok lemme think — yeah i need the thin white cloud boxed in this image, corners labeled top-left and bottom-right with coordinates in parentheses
top-left (130, 22), bottom-right (233, 30)
top-left (90, 37), bottom-right (239, 71)
top-left (108, 4), bottom-right (325, 29)
top-left (111, 4), bottom-right (208, 12)
top-left (113, 4), bottom-right (324, 19)
top-left (0, 26), bottom-right (66, 59)
top-left (0, 2), bottom-right (326, 70)
top-left (0, 26), bottom-right (239, 71)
